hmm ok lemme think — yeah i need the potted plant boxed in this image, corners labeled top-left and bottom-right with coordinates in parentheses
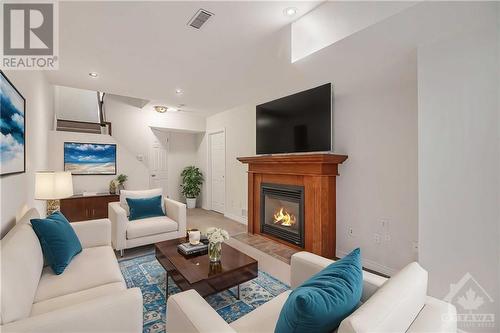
top-left (180, 166), bottom-right (203, 209)
top-left (109, 174), bottom-right (128, 194)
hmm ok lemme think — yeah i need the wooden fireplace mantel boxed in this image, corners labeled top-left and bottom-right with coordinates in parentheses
top-left (238, 153), bottom-right (347, 259)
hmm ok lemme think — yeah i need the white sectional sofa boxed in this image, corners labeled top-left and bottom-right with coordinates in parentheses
top-left (108, 189), bottom-right (187, 256)
top-left (0, 208), bottom-right (143, 333)
top-left (167, 251), bottom-right (457, 333)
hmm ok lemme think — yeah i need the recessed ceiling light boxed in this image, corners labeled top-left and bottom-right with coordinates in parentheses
top-left (154, 106), bottom-right (167, 113)
top-left (168, 107), bottom-right (179, 113)
top-left (284, 7), bottom-right (297, 17)
top-left (88, 72), bottom-right (99, 78)
top-left (175, 88), bottom-right (183, 95)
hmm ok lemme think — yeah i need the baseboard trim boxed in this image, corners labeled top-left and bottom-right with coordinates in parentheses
top-left (224, 212), bottom-right (248, 225)
top-left (336, 249), bottom-right (397, 276)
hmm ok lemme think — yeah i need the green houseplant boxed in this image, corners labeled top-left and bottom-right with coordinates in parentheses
top-left (180, 166), bottom-right (203, 209)
top-left (109, 174), bottom-right (128, 194)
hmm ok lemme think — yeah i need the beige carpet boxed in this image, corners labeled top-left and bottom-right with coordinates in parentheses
top-left (187, 208), bottom-right (246, 236)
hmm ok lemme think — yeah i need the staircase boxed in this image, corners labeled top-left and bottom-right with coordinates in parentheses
top-left (56, 91), bottom-right (112, 135)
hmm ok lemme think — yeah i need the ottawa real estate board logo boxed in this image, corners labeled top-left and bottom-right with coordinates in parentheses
top-left (444, 273), bottom-right (496, 332)
top-left (1, 2), bottom-right (58, 70)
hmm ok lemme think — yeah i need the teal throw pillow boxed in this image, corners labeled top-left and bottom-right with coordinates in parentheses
top-left (31, 211), bottom-right (82, 275)
top-left (275, 248), bottom-right (363, 333)
top-left (126, 195), bottom-right (165, 221)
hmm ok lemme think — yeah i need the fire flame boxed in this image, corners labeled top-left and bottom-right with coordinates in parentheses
top-left (273, 208), bottom-right (296, 227)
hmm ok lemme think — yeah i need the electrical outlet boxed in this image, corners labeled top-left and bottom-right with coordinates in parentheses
top-left (348, 227), bottom-right (354, 237)
top-left (374, 233), bottom-right (381, 244)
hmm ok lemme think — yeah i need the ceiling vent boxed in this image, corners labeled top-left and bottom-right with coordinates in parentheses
top-left (188, 9), bottom-right (213, 29)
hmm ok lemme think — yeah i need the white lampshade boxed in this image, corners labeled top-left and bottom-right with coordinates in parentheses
top-left (35, 171), bottom-right (74, 200)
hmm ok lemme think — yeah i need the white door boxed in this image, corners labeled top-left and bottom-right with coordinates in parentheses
top-left (149, 136), bottom-right (168, 196)
top-left (210, 131), bottom-right (225, 213)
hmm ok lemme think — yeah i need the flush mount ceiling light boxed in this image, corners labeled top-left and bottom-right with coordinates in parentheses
top-left (154, 105), bottom-right (167, 113)
top-left (175, 88), bottom-right (183, 95)
top-left (88, 72), bottom-right (99, 78)
top-left (284, 7), bottom-right (297, 17)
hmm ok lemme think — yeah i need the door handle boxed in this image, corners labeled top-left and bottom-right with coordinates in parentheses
top-left (151, 175), bottom-right (156, 177)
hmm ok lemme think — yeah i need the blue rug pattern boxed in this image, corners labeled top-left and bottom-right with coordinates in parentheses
top-left (119, 253), bottom-right (290, 333)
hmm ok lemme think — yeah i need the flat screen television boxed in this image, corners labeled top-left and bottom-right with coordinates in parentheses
top-left (64, 142), bottom-right (117, 175)
top-left (256, 83), bottom-right (332, 155)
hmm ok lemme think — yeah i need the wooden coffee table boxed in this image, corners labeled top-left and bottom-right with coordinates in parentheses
top-left (155, 238), bottom-right (258, 299)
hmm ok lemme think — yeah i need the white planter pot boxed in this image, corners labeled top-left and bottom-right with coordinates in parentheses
top-left (186, 197), bottom-right (197, 209)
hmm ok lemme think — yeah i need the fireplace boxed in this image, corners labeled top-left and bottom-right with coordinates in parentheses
top-left (238, 153), bottom-right (347, 258)
top-left (260, 183), bottom-right (304, 247)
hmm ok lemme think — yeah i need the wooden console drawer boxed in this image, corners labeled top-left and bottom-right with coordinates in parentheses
top-left (60, 193), bottom-right (119, 222)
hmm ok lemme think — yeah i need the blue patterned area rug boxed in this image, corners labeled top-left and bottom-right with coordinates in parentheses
top-left (119, 252), bottom-right (290, 333)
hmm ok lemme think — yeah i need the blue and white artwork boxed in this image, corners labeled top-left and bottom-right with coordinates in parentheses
top-left (64, 142), bottom-right (116, 175)
top-left (1, 71), bottom-right (25, 176)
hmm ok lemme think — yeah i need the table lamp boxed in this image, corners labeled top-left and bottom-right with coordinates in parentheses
top-left (35, 171), bottom-right (74, 215)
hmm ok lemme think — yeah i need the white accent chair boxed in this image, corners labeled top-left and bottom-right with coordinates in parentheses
top-left (108, 189), bottom-right (187, 256)
top-left (0, 208), bottom-right (143, 333)
top-left (167, 252), bottom-right (457, 333)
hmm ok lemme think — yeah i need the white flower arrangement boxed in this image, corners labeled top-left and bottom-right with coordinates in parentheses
top-left (206, 227), bottom-right (229, 244)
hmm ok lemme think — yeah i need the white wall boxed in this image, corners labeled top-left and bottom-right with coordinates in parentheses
top-left (47, 130), bottom-right (149, 194)
top-left (200, 105), bottom-right (256, 223)
top-left (197, 1), bottom-right (498, 278)
top-left (55, 85), bottom-right (99, 122)
top-left (104, 95), bottom-right (203, 202)
top-left (334, 57), bottom-right (418, 275)
top-left (166, 131), bottom-right (202, 203)
top-left (201, 50), bottom-right (418, 274)
top-left (43, 92), bottom-right (203, 202)
top-left (418, 17), bottom-right (499, 328)
top-left (45, 93), bottom-right (204, 204)
top-left (292, 1), bottom-right (416, 62)
top-left (0, 71), bottom-right (54, 238)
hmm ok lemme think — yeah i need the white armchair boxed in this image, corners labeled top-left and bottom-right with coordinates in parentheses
top-left (108, 189), bottom-right (186, 256)
top-left (167, 252), bottom-right (457, 333)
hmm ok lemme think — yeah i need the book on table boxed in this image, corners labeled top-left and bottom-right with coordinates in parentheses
top-left (177, 242), bottom-right (208, 255)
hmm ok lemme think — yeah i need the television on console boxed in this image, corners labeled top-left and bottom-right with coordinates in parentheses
top-left (256, 83), bottom-right (332, 155)
top-left (64, 142), bottom-right (117, 175)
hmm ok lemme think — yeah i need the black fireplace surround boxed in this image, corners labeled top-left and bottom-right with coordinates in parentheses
top-left (260, 183), bottom-right (305, 247)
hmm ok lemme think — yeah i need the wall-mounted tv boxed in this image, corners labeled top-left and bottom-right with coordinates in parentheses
top-left (256, 83), bottom-right (332, 155)
top-left (64, 142), bottom-right (116, 175)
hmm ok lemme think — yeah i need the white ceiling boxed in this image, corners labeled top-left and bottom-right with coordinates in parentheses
top-left (46, 1), bottom-right (322, 115)
top-left (46, 1), bottom-right (495, 117)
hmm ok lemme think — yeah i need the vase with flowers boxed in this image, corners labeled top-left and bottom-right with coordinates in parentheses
top-left (206, 227), bottom-right (229, 262)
